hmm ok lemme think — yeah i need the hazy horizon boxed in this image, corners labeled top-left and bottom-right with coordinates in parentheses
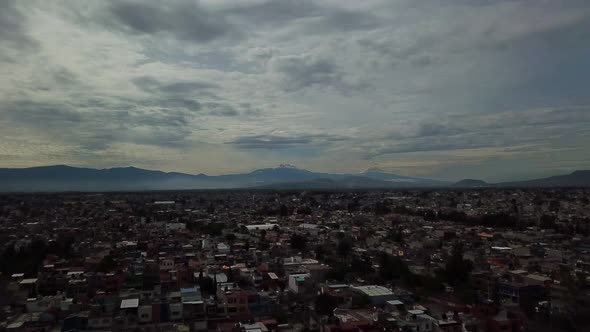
top-left (1, 163), bottom-right (587, 183)
top-left (2, 1), bottom-right (590, 182)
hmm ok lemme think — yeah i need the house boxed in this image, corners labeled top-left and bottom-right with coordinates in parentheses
top-left (351, 285), bottom-right (396, 306)
top-left (288, 273), bottom-right (310, 294)
top-left (497, 281), bottom-right (546, 305)
top-left (160, 258), bottom-right (175, 271)
top-left (246, 224), bottom-right (279, 231)
top-left (397, 311), bottom-right (437, 332)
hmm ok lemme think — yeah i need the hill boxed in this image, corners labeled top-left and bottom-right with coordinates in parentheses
top-left (498, 170), bottom-right (590, 187)
top-left (0, 165), bottom-right (448, 192)
top-left (2, 165), bottom-right (587, 192)
top-left (453, 179), bottom-right (489, 187)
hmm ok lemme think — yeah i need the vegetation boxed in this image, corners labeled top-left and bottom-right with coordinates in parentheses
top-left (0, 235), bottom-right (75, 276)
top-left (315, 293), bottom-right (339, 316)
top-left (290, 233), bottom-right (308, 252)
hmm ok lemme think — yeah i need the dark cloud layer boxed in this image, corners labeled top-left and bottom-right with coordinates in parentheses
top-left (107, 1), bottom-right (236, 43)
top-left (133, 76), bottom-right (220, 94)
top-left (0, 0), bottom-right (38, 61)
top-left (369, 106), bottom-right (590, 158)
top-left (228, 134), bottom-right (349, 149)
top-left (131, 76), bottom-right (243, 117)
top-left (1, 0), bottom-right (589, 177)
top-left (225, 0), bottom-right (380, 33)
top-left (2, 100), bottom-right (194, 151)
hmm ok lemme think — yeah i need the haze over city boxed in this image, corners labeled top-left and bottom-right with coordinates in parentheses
top-left (2, 0), bottom-right (590, 182)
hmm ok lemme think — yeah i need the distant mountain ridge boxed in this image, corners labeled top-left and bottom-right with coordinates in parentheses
top-left (0, 164), bottom-right (448, 192)
top-left (0, 165), bottom-right (588, 192)
top-left (453, 179), bottom-right (489, 187)
top-left (497, 170), bottom-right (590, 187)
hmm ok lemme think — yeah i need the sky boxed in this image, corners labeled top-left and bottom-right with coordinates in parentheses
top-left (1, 0), bottom-right (590, 182)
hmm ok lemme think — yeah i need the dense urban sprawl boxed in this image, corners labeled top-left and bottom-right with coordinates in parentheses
top-left (1, 188), bottom-right (589, 331)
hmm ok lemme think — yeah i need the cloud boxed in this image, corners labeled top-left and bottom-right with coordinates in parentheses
top-left (132, 76), bottom-right (220, 94)
top-left (227, 133), bottom-right (349, 149)
top-left (0, 0), bottom-right (589, 178)
top-left (221, 0), bottom-right (379, 31)
top-left (1, 99), bottom-right (195, 152)
top-left (131, 76), bottom-right (245, 117)
top-left (268, 54), bottom-right (368, 92)
top-left (228, 135), bottom-right (312, 149)
top-left (269, 54), bottom-right (342, 91)
top-left (367, 105), bottom-right (590, 157)
top-left (106, 0), bottom-right (237, 43)
top-left (204, 102), bottom-right (240, 117)
top-left (0, 0), bottom-right (39, 61)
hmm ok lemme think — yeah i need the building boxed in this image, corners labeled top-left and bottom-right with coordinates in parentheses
top-left (288, 273), bottom-right (310, 294)
top-left (351, 285), bottom-right (396, 306)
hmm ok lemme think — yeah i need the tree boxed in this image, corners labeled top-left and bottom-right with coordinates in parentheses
top-left (199, 275), bottom-right (217, 296)
top-left (96, 254), bottom-right (117, 273)
top-left (279, 204), bottom-right (290, 217)
top-left (47, 234), bottom-right (75, 258)
top-left (225, 233), bottom-right (237, 243)
top-left (203, 223), bottom-right (224, 236)
top-left (239, 225), bottom-right (249, 234)
top-left (387, 228), bottom-right (404, 243)
top-left (347, 200), bottom-right (360, 213)
top-left (315, 245), bottom-right (325, 261)
top-left (374, 201), bottom-right (391, 215)
top-left (444, 242), bottom-right (473, 286)
top-left (290, 234), bottom-right (307, 252)
top-left (315, 294), bottom-right (338, 316)
top-left (337, 239), bottom-right (353, 258)
top-left (351, 293), bottom-right (371, 308)
top-left (350, 256), bottom-right (373, 274)
top-left (0, 239), bottom-right (48, 276)
top-left (379, 252), bottom-right (409, 280)
top-left (549, 200), bottom-right (560, 212)
top-left (539, 214), bottom-right (557, 230)
top-left (297, 206), bottom-right (312, 215)
top-left (325, 264), bottom-right (350, 282)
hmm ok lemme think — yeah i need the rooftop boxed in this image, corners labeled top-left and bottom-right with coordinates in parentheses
top-left (120, 298), bottom-right (139, 309)
top-left (19, 278), bottom-right (38, 285)
top-left (352, 285), bottom-right (394, 297)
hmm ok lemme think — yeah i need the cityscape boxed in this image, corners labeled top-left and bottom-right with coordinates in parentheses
top-left (1, 187), bottom-right (589, 331)
top-left (2, 0), bottom-right (590, 331)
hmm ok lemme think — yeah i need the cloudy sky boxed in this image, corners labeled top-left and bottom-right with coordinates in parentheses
top-left (1, 0), bottom-right (589, 181)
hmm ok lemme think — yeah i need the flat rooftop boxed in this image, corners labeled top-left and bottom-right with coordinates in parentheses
top-left (353, 285), bottom-right (394, 297)
top-left (120, 298), bottom-right (139, 309)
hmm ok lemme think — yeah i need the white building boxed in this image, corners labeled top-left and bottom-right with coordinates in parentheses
top-left (288, 273), bottom-right (310, 294)
top-left (166, 223), bottom-right (186, 231)
top-left (138, 305), bottom-right (153, 323)
top-left (351, 285), bottom-right (396, 305)
top-left (170, 303), bottom-right (183, 321)
top-left (159, 259), bottom-right (175, 271)
top-left (217, 243), bottom-right (230, 254)
top-left (246, 224), bottom-right (279, 231)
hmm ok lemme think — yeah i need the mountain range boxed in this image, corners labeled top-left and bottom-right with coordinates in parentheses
top-left (0, 165), bottom-right (588, 192)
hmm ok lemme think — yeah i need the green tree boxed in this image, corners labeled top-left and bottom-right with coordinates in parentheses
top-left (290, 233), bottom-right (307, 252)
top-left (225, 233), bottom-right (237, 243)
top-left (315, 293), bottom-right (338, 316)
top-left (444, 242), bottom-right (473, 286)
top-left (337, 239), bottom-right (353, 258)
top-left (96, 254), bottom-right (117, 273)
top-left (379, 253), bottom-right (409, 280)
top-left (539, 214), bottom-right (557, 230)
top-left (279, 204), bottom-right (290, 217)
